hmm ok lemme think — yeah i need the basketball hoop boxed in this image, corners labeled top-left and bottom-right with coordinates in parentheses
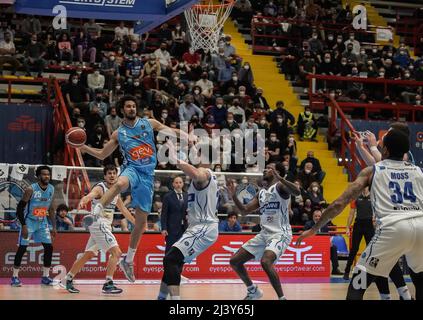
top-left (184, 0), bottom-right (235, 53)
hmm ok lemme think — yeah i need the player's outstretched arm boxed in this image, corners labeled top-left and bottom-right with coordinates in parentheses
top-left (78, 131), bottom-right (119, 160)
top-left (116, 197), bottom-right (135, 225)
top-left (296, 166), bottom-right (373, 245)
top-left (149, 118), bottom-right (190, 142)
top-left (79, 186), bottom-right (103, 209)
top-left (226, 179), bottom-right (260, 215)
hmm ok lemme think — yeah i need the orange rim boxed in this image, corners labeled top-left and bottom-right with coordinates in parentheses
top-left (191, 0), bottom-right (235, 9)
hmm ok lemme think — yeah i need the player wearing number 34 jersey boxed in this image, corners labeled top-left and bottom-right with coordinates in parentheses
top-left (297, 129), bottom-right (423, 300)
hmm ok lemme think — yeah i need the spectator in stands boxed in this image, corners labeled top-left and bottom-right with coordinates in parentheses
top-left (182, 47), bottom-right (201, 79)
top-left (209, 97), bottom-right (228, 125)
top-left (297, 106), bottom-right (317, 141)
top-left (238, 62), bottom-right (254, 91)
top-left (154, 42), bottom-right (172, 74)
top-left (171, 23), bottom-right (187, 58)
top-left (158, 23), bottom-right (173, 48)
top-left (218, 59), bottom-right (236, 84)
top-left (308, 32), bottom-right (324, 54)
top-left (289, 180), bottom-right (305, 225)
top-left (21, 16), bottom-right (41, 42)
top-left (297, 50), bottom-right (316, 88)
top-left (305, 0), bottom-right (321, 21)
top-left (270, 101), bottom-right (295, 126)
top-left (87, 69), bottom-right (105, 95)
top-left (83, 19), bottom-right (102, 38)
top-left (263, 0), bottom-right (278, 17)
top-left (114, 21), bottom-right (129, 39)
top-left (266, 132), bottom-right (281, 162)
top-left (307, 181), bottom-right (326, 209)
top-left (221, 112), bottom-right (240, 131)
top-left (318, 52), bottom-right (337, 76)
top-left (74, 30), bottom-right (97, 64)
top-left (219, 212), bottom-right (242, 232)
top-left (57, 33), bottom-right (73, 64)
top-left (179, 94), bottom-right (204, 122)
top-left (270, 113), bottom-right (289, 143)
top-left (23, 34), bottom-right (46, 77)
top-left (100, 52), bottom-right (120, 90)
top-left (105, 106), bottom-right (122, 139)
top-left (84, 124), bottom-right (106, 167)
top-left (55, 204), bottom-right (74, 231)
top-left (253, 87), bottom-right (269, 110)
top-left (143, 54), bottom-right (161, 76)
top-left (89, 89), bottom-right (108, 119)
top-left (304, 209), bottom-right (342, 275)
top-left (300, 150), bottom-right (325, 183)
top-left (223, 35), bottom-right (236, 58)
top-left (298, 162), bottom-right (319, 191)
top-left (300, 198), bottom-right (313, 224)
top-left (228, 99), bottom-right (246, 124)
top-left (0, 31), bottom-right (18, 76)
top-left (64, 74), bottom-right (90, 114)
top-left (196, 71), bottom-right (214, 98)
top-left (344, 32), bottom-right (360, 55)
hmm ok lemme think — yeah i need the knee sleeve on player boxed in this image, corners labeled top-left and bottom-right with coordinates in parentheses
top-left (346, 270), bottom-right (377, 300)
top-left (389, 262), bottom-right (406, 288)
top-left (163, 247), bottom-right (184, 286)
top-left (42, 243), bottom-right (53, 268)
top-left (14, 245), bottom-right (28, 268)
top-left (410, 270), bottom-right (423, 300)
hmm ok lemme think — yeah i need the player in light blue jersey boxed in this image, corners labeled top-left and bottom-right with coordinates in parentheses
top-left (77, 95), bottom-right (189, 282)
top-left (11, 166), bottom-right (57, 287)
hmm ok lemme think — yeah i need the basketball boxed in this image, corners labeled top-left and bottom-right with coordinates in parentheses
top-left (65, 127), bottom-right (87, 147)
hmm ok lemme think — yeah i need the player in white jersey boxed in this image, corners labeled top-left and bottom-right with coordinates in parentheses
top-left (63, 165), bottom-right (135, 294)
top-left (298, 129), bottom-right (423, 300)
top-left (227, 162), bottom-right (300, 300)
top-left (157, 142), bottom-right (219, 300)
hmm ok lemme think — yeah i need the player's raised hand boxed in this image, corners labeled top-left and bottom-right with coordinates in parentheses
top-left (366, 131), bottom-right (377, 147)
top-left (295, 229), bottom-right (316, 246)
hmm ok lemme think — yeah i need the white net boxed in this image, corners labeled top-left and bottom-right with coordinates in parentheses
top-left (184, 0), bottom-right (235, 53)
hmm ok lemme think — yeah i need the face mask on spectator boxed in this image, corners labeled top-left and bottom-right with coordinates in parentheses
top-left (349, 35), bottom-right (355, 41)
top-left (305, 169), bottom-right (311, 174)
top-left (232, 76), bottom-right (238, 81)
top-left (110, 56), bottom-right (115, 61)
top-left (194, 89), bottom-right (200, 95)
top-left (260, 119), bottom-right (266, 125)
top-left (162, 112), bottom-right (168, 119)
top-left (360, 50), bottom-right (366, 55)
top-left (270, 136), bottom-right (277, 142)
top-left (305, 111), bottom-right (311, 116)
top-left (379, 72), bottom-right (385, 77)
top-left (116, 85), bottom-right (121, 90)
top-left (134, 81), bottom-right (140, 86)
top-left (31, 39), bottom-right (37, 44)
top-left (176, 26), bottom-right (181, 30)
top-left (284, 165), bottom-right (289, 171)
top-left (289, 137), bottom-right (294, 143)
top-left (76, 70), bottom-right (82, 75)
top-left (227, 119), bottom-right (233, 124)
top-left (328, 35), bottom-right (334, 41)
top-left (387, 52), bottom-right (393, 57)
top-left (242, 178), bottom-right (248, 184)
top-left (372, 48), bottom-right (378, 53)
top-left (324, 58), bottom-right (330, 63)
top-left (149, 60), bottom-right (155, 65)
top-left (174, 77), bottom-right (179, 82)
top-left (96, 96), bottom-right (102, 102)
top-left (337, 38), bottom-right (342, 43)
top-left (239, 91), bottom-right (245, 96)
top-left (216, 104), bottom-right (223, 109)
top-left (341, 61), bottom-right (347, 66)
top-left (277, 118), bottom-right (283, 124)
top-left (244, 65), bottom-right (250, 70)
top-left (312, 186), bottom-right (319, 192)
top-left (416, 99), bottom-right (421, 106)
top-left (312, 35), bottom-right (318, 40)
top-left (72, 78), bottom-right (78, 85)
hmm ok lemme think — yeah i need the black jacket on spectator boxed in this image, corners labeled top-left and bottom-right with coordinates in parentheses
top-left (300, 157), bottom-right (322, 173)
top-left (304, 220), bottom-right (330, 233)
top-left (297, 170), bottom-right (319, 190)
top-left (253, 94), bottom-right (269, 110)
top-left (161, 190), bottom-right (188, 253)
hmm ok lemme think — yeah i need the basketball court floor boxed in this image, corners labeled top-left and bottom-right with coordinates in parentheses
top-left (0, 278), bottom-right (413, 300)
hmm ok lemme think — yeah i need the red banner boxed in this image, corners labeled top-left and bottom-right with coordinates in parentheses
top-left (0, 232), bottom-right (330, 279)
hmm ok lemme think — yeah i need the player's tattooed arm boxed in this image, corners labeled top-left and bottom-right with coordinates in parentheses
top-left (311, 166), bottom-right (373, 233)
top-left (226, 179), bottom-right (260, 215)
top-left (79, 131), bottom-right (119, 160)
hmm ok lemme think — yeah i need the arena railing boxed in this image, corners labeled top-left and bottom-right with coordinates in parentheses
top-left (325, 94), bottom-right (366, 181)
top-left (307, 74), bottom-right (423, 122)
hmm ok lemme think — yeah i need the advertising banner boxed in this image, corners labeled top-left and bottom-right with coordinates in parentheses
top-left (0, 232), bottom-right (330, 279)
top-left (0, 104), bottom-right (52, 164)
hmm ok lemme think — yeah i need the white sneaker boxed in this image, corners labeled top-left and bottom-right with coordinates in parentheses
top-left (244, 286), bottom-right (263, 300)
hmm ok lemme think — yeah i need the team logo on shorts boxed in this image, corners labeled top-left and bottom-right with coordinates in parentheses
top-left (369, 257), bottom-right (379, 268)
top-left (184, 241), bottom-right (189, 246)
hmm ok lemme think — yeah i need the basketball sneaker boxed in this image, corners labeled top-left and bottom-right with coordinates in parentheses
top-left (65, 280), bottom-right (80, 293)
top-left (41, 276), bottom-right (54, 286)
top-left (244, 285), bottom-right (263, 300)
top-left (10, 277), bottom-right (22, 287)
top-left (119, 256), bottom-right (135, 283)
top-left (102, 281), bottom-right (123, 294)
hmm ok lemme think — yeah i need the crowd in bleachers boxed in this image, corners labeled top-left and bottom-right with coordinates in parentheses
top-left (2, 2), bottom-right (380, 234)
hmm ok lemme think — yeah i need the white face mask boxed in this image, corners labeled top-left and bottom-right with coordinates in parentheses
top-left (242, 179), bottom-right (248, 184)
top-left (328, 36), bottom-right (334, 41)
top-left (194, 90), bottom-right (200, 95)
top-left (216, 104), bottom-right (223, 109)
top-left (284, 166), bottom-right (289, 171)
top-left (260, 120), bottom-right (266, 125)
top-left (270, 136), bottom-right (277, 142)
top-left (244, 65), bottom-right (250, 70)
top-left (154, 183), bottom-right (161, 188)
top-left (215, 167), bottom-right (221, 172)
top-left (305, 169), bottom-right (311, 174)
top-left (162, 113), bottom-right (168, 119)
top-left (324, 58), bottom-right (331, 63)
top-left (416, 100), bottom-right (421, 106)
top-left (239, 91), bottom-right (245, 96)
top-left (277, 118), bottom-right (283, 124)
top-left (110, 56), bottom-right (115, 61)
top-left (312, 187), bottom-right (319, 192)
top-left (72, 79), bottom-right (78, 85)
top-left (232, 77), bottom-right (238, 81)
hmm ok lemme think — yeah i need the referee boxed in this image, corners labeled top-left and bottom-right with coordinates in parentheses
top-left (343, 187), bottom-right (374, 280)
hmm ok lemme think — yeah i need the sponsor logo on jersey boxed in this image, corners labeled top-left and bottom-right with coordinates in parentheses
top-left (265, 202), bottom-right (280, 210)
top-left (129, 143), bottom-right (154, 161)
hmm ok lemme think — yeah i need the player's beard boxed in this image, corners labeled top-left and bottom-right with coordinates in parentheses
top-left (125, 112), bottom-right (136, 120)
